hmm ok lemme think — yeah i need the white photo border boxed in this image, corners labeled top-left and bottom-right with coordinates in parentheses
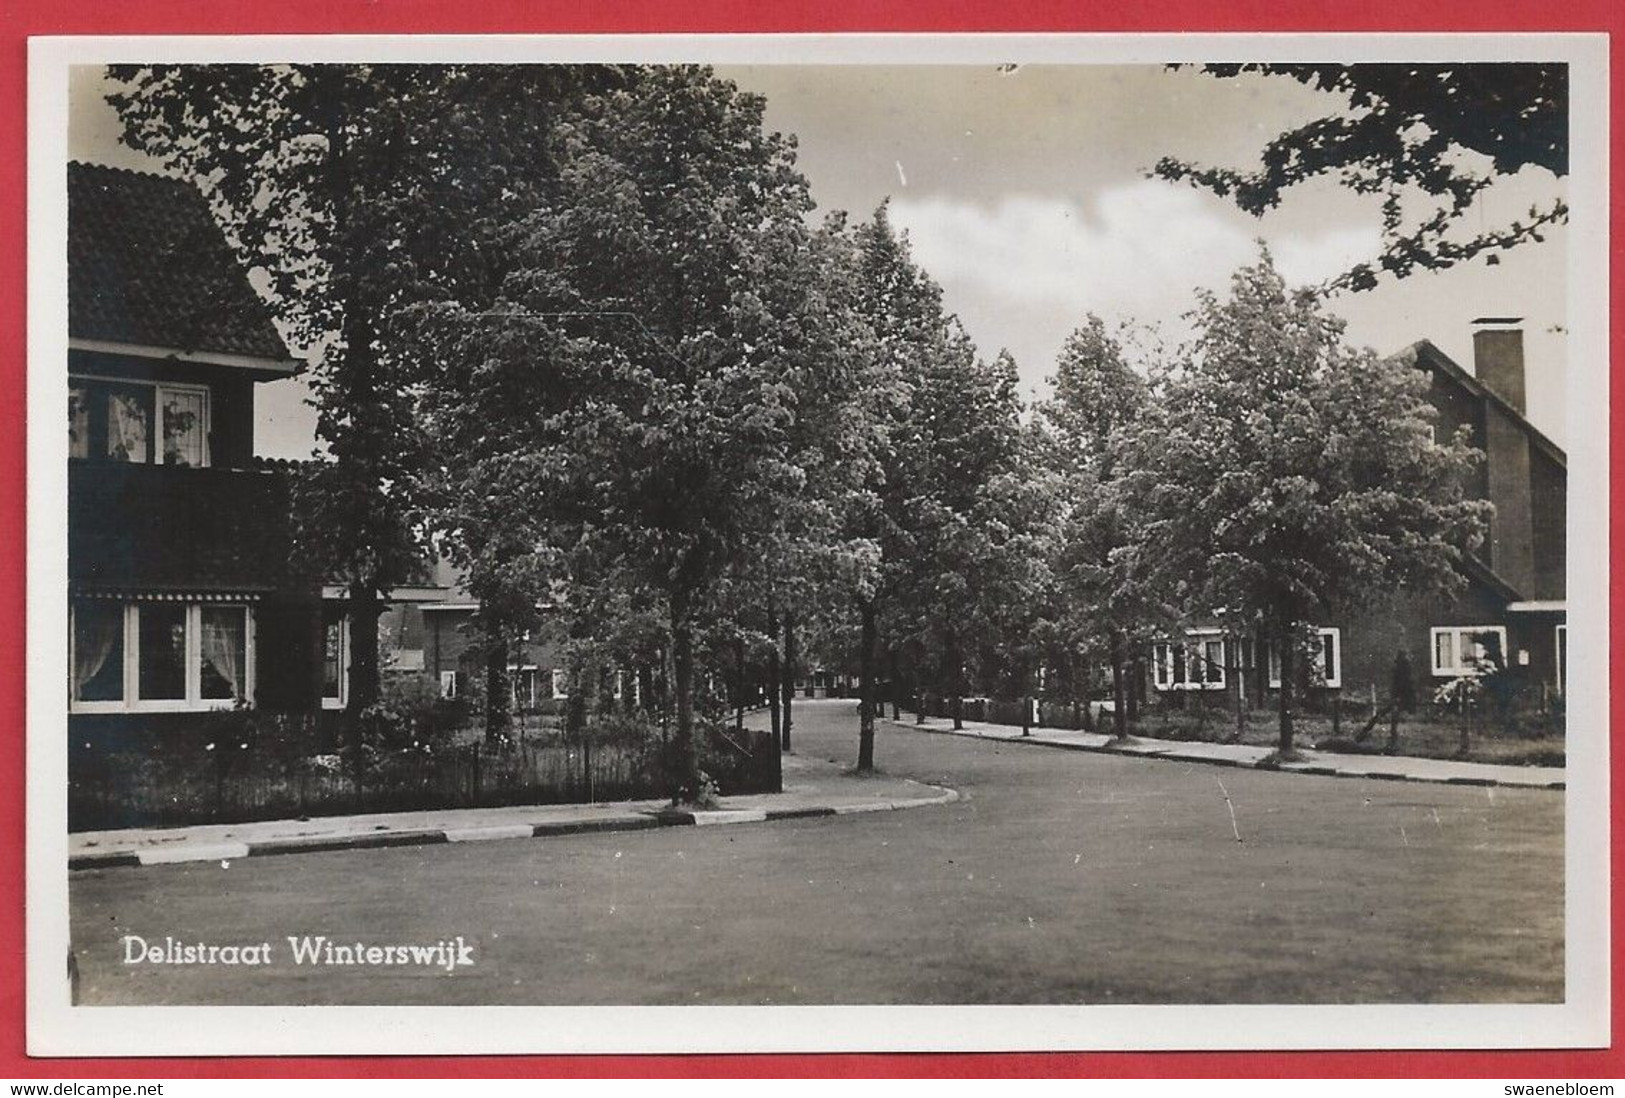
top-left (27, 31), bottom-right (1611, 1057)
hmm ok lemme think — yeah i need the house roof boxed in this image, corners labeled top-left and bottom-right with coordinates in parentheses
top-left (68, 162), bottom-right (295, 369)
top-left (1396, 339), bottom-right (1566, 471)
top-left (1393, 338), bottom-right (1567, 605)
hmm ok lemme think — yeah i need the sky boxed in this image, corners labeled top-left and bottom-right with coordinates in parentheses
top-left (68, 63), bottom-right (1570, 456)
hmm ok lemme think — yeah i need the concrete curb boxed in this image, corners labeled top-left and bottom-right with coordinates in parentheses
top-left (886, 719), bottom-right (1564, 792)
top-left (69, 783), bottom-right (960, 872)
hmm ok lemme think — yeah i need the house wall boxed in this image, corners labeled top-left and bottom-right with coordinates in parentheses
top-left (1338, 580), bottom-right (1508, 699)
top-left (1530, 447), bottom-right (1566, 601)
top-left (423, 609), bottom-right (566, 703)
top-left (1484, 405), bottom-right (1536, 595)
top-left (1428, 370), bottom-right (1489, 500)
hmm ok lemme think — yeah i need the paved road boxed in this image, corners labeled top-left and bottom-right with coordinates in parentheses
top-left (70, 699), bottom-right (1563, 1005)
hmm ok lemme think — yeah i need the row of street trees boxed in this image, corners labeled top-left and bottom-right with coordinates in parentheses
top-left (108, 62), bottom-right (1496, 794)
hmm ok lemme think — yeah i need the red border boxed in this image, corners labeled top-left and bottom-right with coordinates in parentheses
top-left (3, 0), bottom-right (1619, 1079)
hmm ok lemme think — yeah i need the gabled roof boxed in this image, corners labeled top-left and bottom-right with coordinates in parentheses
top-left (1391, 338), bottom-right (1568, 605)
top-left (1395, 339), bottom-right (1566, 471)
top-left (68, 162), bottom-right (295, 369)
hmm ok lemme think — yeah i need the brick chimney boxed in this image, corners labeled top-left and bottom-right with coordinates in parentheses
top-left (1472, 317), bottom-right (1526, 415)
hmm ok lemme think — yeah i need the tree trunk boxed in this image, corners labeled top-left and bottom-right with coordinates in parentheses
top-left (669, 594), bottom-right (701, 802)
top-left (345, 582), bottom-right (382, 744)
top-left (638, 663), bottom-right (656, 717)
top-left (1109, 631), bottom-right (1128, 740)
top-left (1276, 617), bottom-right (1297, 756)
top-left (1229, 632), bottom-right (1245, 743)
top-left (767, 611), bottom-right (782, 745)
top-left (781, 614), bottom-right (796, 752)
top-left (889, 647), bottom-right (902, 721)
top-left (483, 633), bottom-right (511, 748)
top-left (1019, 655), bottom-right (1032, 736)
top-left (857, 600), bottom-right (878, 772)
top-left (734, 635), bottom-right (746, 734)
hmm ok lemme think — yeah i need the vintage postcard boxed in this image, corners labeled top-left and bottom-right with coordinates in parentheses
top-left (26, 33), bottom-right (1610, 1056)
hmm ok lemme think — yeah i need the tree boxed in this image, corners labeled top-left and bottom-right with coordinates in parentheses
top-left (1130, 250), bottom-right (1490, 757)
top-left (1154, 63), bottom-right (1567, 290)
top-left (1038, 317), bottom-right (1159, 739)
top-left (410, 67), bottom-right (868, 800)
top-left (105, 64), bottom-right (606, 725)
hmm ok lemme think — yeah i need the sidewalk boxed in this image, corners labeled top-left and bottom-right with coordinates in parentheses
top-left (887, 713), bottom-right (1565, 790)
top-left (68, 752), bottom-right (957, 871)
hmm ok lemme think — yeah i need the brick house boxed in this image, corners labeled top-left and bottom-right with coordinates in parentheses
top-left (1150, 319), bottom-right (1566, 710)
top-left (409, 559), bottom-right (571, 711)
top-left (66, 162), bottom-right (453, 750)
top-left (67, 162), bottom-right (320, 750)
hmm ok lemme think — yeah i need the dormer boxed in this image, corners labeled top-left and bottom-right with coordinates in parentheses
top-left (67, 162), bottom-right (298, 470)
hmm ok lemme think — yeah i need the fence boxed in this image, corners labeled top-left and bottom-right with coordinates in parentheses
top-left (914, 693), bottom-right (1100, 732)
top-left (68, 725), bottom-right (780, 832)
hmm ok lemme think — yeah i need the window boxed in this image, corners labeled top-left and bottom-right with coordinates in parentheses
top-left (1152, 633), bottom-right (1227, 691)
top-left (1267, 627), bottom-right (1342, 689)
top-left (161, 388), bottom-right (208, 467)
top-left (69, 379), bottom-right (210, 467)
top-left (439, 671), bottom-right (459, 699)
top-left (106, 387), bottom-right (152, 464)
top-left (137, 603), bottom-right (187, 700)
top-left (71, 601), bottom-right (123, 702)
top-left (69, 601), bottom-right (252, 712)
top-left (321, 609), bottom-right (348, 709)
top-left (1431, 625), bottom-right (1507, 677)
top-left (199, 607), bottom-right (248, 700)
top-left (68, 385), bottom-right (90, 460)
top-left (551, 669), bottom-right (569, 700)
top-left (510, 666), bottom-right (538, 708)
top-left (1555, 625), bottom-right (1566, 695)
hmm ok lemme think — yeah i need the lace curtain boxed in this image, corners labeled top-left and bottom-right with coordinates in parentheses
top-left (72, 603), bottom-right (121, 700)
top-left (106, 391), bottom-right (149, 463)
top-left (201, 609), bottom-right (244, 700)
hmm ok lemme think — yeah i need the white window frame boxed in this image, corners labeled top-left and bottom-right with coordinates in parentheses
top-left (439, 671), bottom-right (459, 699)
top-left (1152, 630), bottom-right (1227, 692)
top-left (551, 669), bottom-right (569, 700)
top-left (509, 664), bottom-right (539, 708)
top-left (321, 613), bottom-right (350, 711)
top-left (69, 601), bottom-right (254, 714)
top-left (1267, 627), bottom-right (1342, 689)
top-left (1429, 625), bottom-right (1508, 678)
top-left (70, 374), bottom-right (213, 468)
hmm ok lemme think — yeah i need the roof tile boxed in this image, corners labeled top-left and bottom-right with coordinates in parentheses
top-left (68, 162), bottom-right (292, 363)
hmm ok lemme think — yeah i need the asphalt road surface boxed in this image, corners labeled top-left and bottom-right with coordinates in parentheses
top-left (69, 699), bottom-right (1564, 1005)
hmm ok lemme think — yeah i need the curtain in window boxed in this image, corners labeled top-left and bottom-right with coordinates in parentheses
top-left (106, 391), bottom-right (150, 463)
top-left (322, 617), bottom-right (344, 700)
top-left (68, 387), bottom-right (89, 460)
top-left (201, 608), bottom-right (245, 700)
top-left (72, 603), bottom-right (122, 701)
top-left (162, 390), bottom-right (206, 467)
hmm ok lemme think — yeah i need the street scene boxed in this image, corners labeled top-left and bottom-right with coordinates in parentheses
top-left (71, 700), bottom-right (1562, 1005)
top-left (57, 56), bottom-right (1578, 1019)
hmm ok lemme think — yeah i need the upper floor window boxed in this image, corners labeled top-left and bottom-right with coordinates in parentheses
top-left (69, 378), bottom-right (210, 467)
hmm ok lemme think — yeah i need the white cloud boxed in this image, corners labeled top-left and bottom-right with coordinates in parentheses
top-left (889, 179), bottom-right (1380, 331)
top-left (886, 180), bottom-right (1383, 390)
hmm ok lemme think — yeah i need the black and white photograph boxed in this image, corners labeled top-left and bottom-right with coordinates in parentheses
top-left (27, 34), bottom-right (1609, 1056)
